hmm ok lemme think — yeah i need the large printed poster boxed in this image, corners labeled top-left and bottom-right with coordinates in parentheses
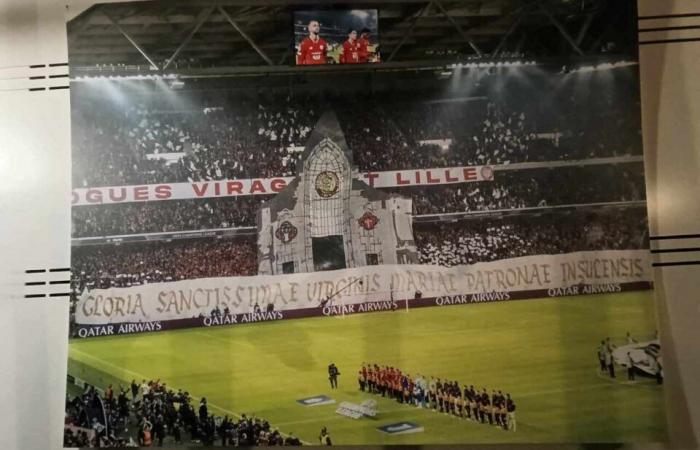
top-left (65, 1), bottom-right (665, 446)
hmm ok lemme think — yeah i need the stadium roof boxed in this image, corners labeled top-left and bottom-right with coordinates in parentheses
top-left (68, 0), bottom-right (638, 76)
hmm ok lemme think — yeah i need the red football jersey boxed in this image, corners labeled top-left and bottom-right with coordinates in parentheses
top-left (358, 38), bottom-right (370, 63)
top-left (340, 40), bottom-right (361, 64)
top-left (297, 37), bottom-right (328, 65)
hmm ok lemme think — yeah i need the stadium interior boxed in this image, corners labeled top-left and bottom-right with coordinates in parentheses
top-left (63, 0), bottom-right (665, 447)
top-left (70, 63), bottom-right (649, 296)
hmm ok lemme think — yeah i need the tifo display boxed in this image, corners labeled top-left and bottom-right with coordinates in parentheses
top-left (65, 0), bottom-right (665, 446)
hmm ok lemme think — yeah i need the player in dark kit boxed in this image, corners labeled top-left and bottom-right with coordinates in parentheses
top-left (466, 385), bottom-right (475, 420)
top-left (506, 394), bottom-right (517, 431)
top-left (452, 382), bottom-right (462, 417)
top-left (297, 20), bottom-right (328, 65)
top-left (328, 363), bottom-right (340, 389)
top-left (492, 390), bottom-right (503, 428)
top-left (482, 389), bottom-right (492, 424)
top-left (463, 385), bottom-right (472, 419)
top-left (339, 29), bottom-right (361, 64)
top-left (449, 382), bottom-right (459, 416)
top-left (475, 391), bottom-right (484, 423)
top-left (497, 390), bottom-right (507, 429)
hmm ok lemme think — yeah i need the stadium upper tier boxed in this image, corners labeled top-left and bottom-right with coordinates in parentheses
top-left (71, 164), bottom-right (646, 238)
top-left (71, 68), bottom-right (642, 188)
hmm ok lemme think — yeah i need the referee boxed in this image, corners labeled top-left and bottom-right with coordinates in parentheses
top-left (328, 363), bottom-right (340, 389)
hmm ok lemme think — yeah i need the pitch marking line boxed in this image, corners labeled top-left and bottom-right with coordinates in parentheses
top-left (69, 347), bottom-right (313, 445)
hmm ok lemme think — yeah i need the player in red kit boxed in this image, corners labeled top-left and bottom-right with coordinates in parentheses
top-left (358, 28), bottom-right (372, 63)
top-left (296, 20), bottom-right (328, 65)
top-left (339, 29), bottom-right (361, 64)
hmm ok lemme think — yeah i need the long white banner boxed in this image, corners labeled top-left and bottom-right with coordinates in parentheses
top-left (71, 165), bottom-right (494, 206)
top-left (75, 250), bottom-right (651, 325)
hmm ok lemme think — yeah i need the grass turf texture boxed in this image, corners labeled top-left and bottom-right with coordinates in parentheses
top-left (67, 291), bottom-right (666, 444)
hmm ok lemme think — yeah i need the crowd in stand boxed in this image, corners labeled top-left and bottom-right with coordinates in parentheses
top-left (71, 69), bottom-right (642, 188)
top-left (414, 210), bottom-right (648, 266)
top-left (72, 93), bottom-right (318, 188)
top-left (72, 197), bottom-right (265, 237)
top-left (401, 165), bottom-right (644, 216)
top-left (71, 238), bottom-right (256, 293)
top-left (69, 209), bottom-right (647, 301)
top-left (358, 363), bottom-right (516, 431)
top-left (68, 69), bottom-right (648, 301)
top-left (71, 164), bottom-right (645, 238)
top-left (346, 100), bottom-right (535, 171)
top-left (64, 379), bottom-right (303, 447)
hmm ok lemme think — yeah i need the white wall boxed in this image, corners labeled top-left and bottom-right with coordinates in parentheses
top-left (638, 1), bottom-right (700, 447)
top-left (0, 0), bottom-right (70, 449)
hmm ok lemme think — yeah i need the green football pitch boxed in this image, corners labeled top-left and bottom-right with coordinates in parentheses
top-left (67, 291), bottom-right (667, 444)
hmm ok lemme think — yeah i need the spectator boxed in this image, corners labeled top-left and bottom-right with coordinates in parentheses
top-left (71, 238), bottom-right (257, 295)
top-left (415, 209), bottom-right (648, 267)
top-left (71, 71), bottom-right (643, 188)
top-left (71, 164), bottom-right (645, 238)
top-left (65, 378), bottom-right (299, 446)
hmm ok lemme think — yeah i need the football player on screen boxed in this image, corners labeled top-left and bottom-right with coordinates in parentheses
top-left (358, 28), bottom-right (377, 63)
top-left (296, 20), bottom-right (328, 65)
top-left (339, 29), bottom-right (361, 64)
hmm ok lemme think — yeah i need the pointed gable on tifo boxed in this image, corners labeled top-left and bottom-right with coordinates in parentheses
top-left (256, 111), bottom-right (418, 275)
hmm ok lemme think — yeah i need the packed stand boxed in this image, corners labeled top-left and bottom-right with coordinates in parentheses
top-left (72, 68), bottom-right (642, 188)
top-left (415, 209), bottom-right (648, 267)
top-left (355, 92), bottom-right (641, 170)
top-left (72, 197), bottom-right (266, 237)
top-left (64, 379), bottom-right (303, 447)
top-left (69, 208), bottom-right (647, 296)
top-left (72, 92), bottom-right (320, 187)
top-left (358, 363), bottom-right (516, 431)
top-left (403, 164), bottom-right (645, 215)
top-left (72, 164), bottom-right (645, 238)
top-left (348, 99), bottom-right (534, 170)
top-left (71, 238), bottom-right (256, 293)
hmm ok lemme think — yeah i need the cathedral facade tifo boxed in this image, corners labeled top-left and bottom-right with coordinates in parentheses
top-left (257, 112), bottom-right (418, 275)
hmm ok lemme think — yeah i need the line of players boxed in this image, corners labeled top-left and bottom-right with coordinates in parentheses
top-left (358, 363), bottom-right (516, 431)
top-left (297, 20), bottom-right (375, 65)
